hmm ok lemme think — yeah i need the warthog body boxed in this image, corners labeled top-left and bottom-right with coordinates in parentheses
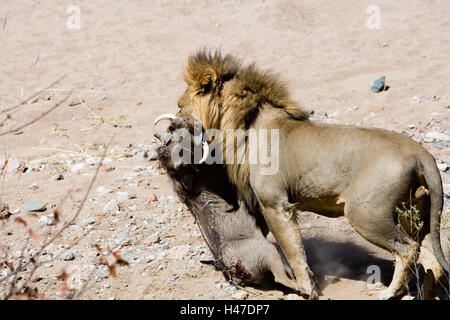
top-left (155, 117), bottom-right (296, 288)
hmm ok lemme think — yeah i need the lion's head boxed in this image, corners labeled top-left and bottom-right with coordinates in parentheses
top-left (177, 50), bottom-right (309, 131)
top-left (173, 50), bottom-right (310, 208)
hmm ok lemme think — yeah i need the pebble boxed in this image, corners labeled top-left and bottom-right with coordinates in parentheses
top-left (63, 252), bottom-right (75, 261)
top-left (103, 200), bottom-right (120, 214)
top-left (68, 97), bottom-right (84, 106)
top-left (116, 191), bottom-right (129, 202)
top-left (11, 208), bottom-right (21, 215)
top-left (169, 275), bottom-right (179, 281)
top-left (128, 194), bottom-right (137, 200)
top-left (38, 214), bottom-right (55, 226)
top-left (405, 96), bottom-right (421, 105)
top-left (133, 151), bottom-right (148, 160)
top-left (283, 293), bottom-right (303, 300)
top-left (346, 106), bottom-right (358, 114)
top-left (24, 202), bottom-right (47, 212)
top-left (437, 162), bottom-right (448, 172)
top-left (52, 173), bottom-right (64, 181)
top-left (426, 95), bottom-right (440, 103)
top-left (425, 131), bottom-right (449, 142)
top-left (71, 163), bottom-right (86, 173)
top-left (328, 111), bottom-right (341, 118)
top-left (0, 202), bottom-right (9, 219)
top-left (29, 181), bottom-right (39, 190)
top-left (39, 137), bottom-right (46, 145)
top-left (370, 76), bottom-right (385, 93)
top-left (147, 148), bottom-right (158, 161)
top-left (146, 194), bottom-right (158, 202)
top-left (225, 285), bottom-right (237, 293)
top-left (443, 184), bottom-right (450, 196)
top-left (95, 91), bottom-right (107, 101)
top-left (82, 217), bottom-right (96, 226)
top-left (97, 186), bottom-right (112, 195)
top-left (231, 291), bottom-right (249, 300)
top-left (433, 141), bottom-right (448, 149)
top-left (127, 205), bottom-right (137, 211)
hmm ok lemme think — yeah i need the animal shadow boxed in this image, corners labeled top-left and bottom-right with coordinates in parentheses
top-left (302, 237), bottom-right (394, 287)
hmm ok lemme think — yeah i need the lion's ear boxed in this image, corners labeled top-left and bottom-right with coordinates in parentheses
top-left (198, 68), bottom-right (217, 94)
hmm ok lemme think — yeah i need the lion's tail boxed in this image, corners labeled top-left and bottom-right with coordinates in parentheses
top-left (419, 153), bottom-right (449, 273)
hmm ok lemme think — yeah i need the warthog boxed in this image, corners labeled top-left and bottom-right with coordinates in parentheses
top-left (154, 116), bottom-right (296, 289)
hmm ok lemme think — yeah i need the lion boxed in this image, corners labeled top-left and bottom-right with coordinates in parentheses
top-left (160, 50), bottom-right (448, 299)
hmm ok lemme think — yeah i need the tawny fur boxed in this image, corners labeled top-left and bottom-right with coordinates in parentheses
top-left (179, 49), bottom-right (309, 206)
top-left (176, 49), bottom-right (448, 299)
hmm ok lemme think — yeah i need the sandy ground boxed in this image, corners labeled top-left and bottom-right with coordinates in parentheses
top-left (0, 0), bottom-right (449, 300)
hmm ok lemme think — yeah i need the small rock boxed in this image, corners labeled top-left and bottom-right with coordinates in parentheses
top-left (346, 106), bottom-right (358, 114)
top-left (401, 295), bottom-right (415, 300)
top-left (39, 137), bottom-right (46, 145)
top-left (96, 186), bottom-right (112, 195)
top-left (426, 95), bottom-right (440, 103)
top-left (0, 202), bottom-right (9, 219)
top-left (231, 291), bottom-right (249, 300)
top-left (132, 151), bottom-right (148, 160)
top-left (68, 97), bottom-right (84, 106)
top-left (145, 194), bottom-right (158, 202)
top-left (329, 111), bottom-right (341, 118)
top-left (95, 91), bottom-right (107, 101)
top-left (63, 252), bottom-right (75, 261)
top-left (0, 158), bottom-right (26, 175)
top-left (423, 137), bottom-right (434, 143)
top-left (425, 131), bottom-right (450, 142)
top-left (370, 76), bottom-right (385, 93)
top-left (11, 208), bottom-right (20, 215)
top-left (38, 214), bottom-right (56, 225)
top-left (147, 148), bottom-right (158, 161)
top-left (437, 162), bottom-right (448, 172)
top-left (81, 217), bottom-right (96, 226)
top-left (127, 205), bottom-right (137, 211)
top-left (29, 181), bottom-right (39, 190)
top-left (24, 202), bottom-right (47, 212)
top-left (412, 136), bottom-right (423, 144)
top-left (433, 141), bottom-right (448, 149)
top-left (116, 191), bottom-right (129, 202)
top-left (103, 200), bottom-right (120, 214)
top-left (128, 194), bottom-right (137, 200)
top-left (169, 275), bottom-right (179, 282)
top-left (407, 124), bottom-right (415, 129)
top-left (283, 293), bottom-right (303, 300)
top-left (405, 96), bottom-right (421, 105)
top-left (52, 173), bottom-right (64, 181)
top-left (225, 285), bottom-right (237, 294)
top-left (71, 163), bottom-right (86, 173)
top-left (166, 245), bottom-right (190, 260)
top-left (443, 184), bottom-right (450, 196)
top-left (167, 196), bottom-right (178, 206)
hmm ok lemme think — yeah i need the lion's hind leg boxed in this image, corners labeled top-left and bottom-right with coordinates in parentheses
top-left (418, 234), bottom-right (446, 299)
top-left (344, 197), bottom-right (420, 300)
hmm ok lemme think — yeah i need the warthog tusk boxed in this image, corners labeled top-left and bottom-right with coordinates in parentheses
top-left (154, 114), bottom-right (176, 125)
top-left (199, 141), bottom-right (209, 164)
